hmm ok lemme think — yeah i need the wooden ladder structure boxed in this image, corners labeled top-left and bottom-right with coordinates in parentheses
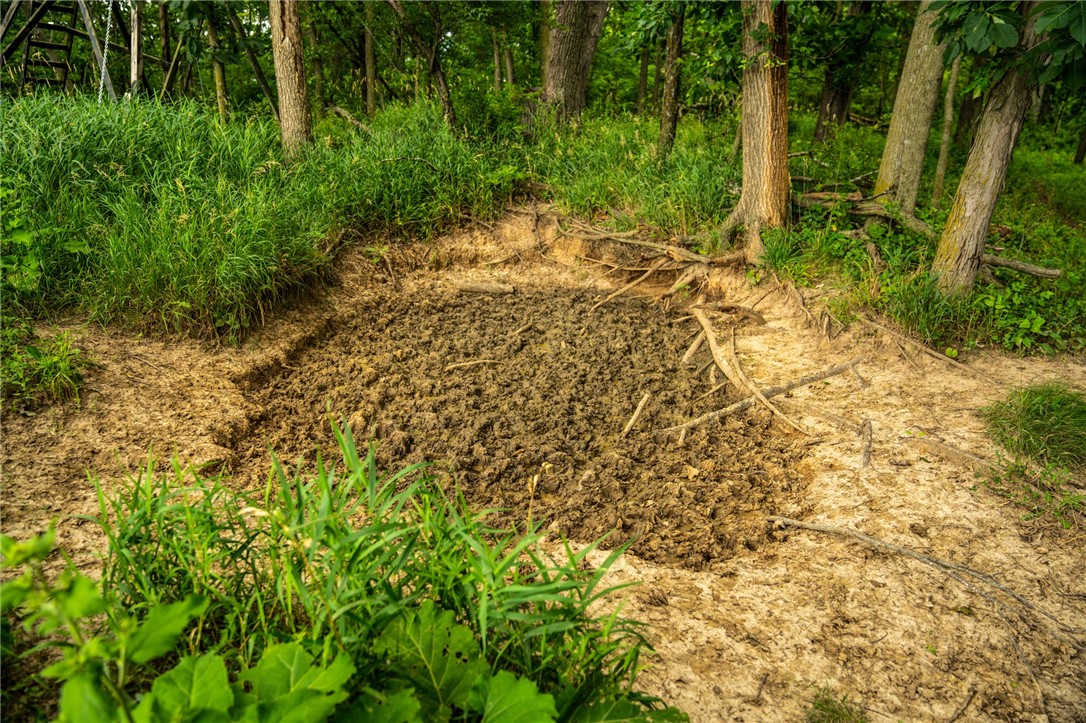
top-left (2, 0), bottom-right (118, 98)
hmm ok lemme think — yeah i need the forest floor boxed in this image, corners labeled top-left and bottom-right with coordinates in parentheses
top-left (2, 209), bottom-right (1084, 722)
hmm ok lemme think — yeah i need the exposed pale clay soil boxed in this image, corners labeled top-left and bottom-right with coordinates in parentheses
top-left (2, 209), bottom-right (1084, 722)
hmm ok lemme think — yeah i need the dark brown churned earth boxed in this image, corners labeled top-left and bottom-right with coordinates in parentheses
top-left (232, 279), bottom-right (810, 569)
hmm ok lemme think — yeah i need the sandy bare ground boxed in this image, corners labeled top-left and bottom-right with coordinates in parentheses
top-left (2, 210), bottom-right (1083, 722)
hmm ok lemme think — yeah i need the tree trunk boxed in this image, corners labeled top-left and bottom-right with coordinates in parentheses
top-left (231, 9), bottom-right (281, 120)
top-left (813, 0), bottom-right (872, 142)
top-left (543, 0), bottom-right (609, 120)
top-left (305, 19), bottom-right (325, 111)
top-left (933, 17), bottom-right (1036, 294)
top-left (657, 8), bottom-right (684, 158)
top-left (206, 18), bottom-right (229, 123)
top-left (930, 55), bottom-right (961, 206)
top-left (492, 27), bottom-right (502, 91)
top-left (503, 36), bottom-right (515, 87)
top-left (539, 0), bottom-right (552, 88)
top-left (873, 0), bottom-right (944, 216)
top-left (387, 1), bottom-right (457, 128)
top-left (723, 0), bottom-right (789, 264)
top-left (636, 46), bottom-right (649, 113)
top-left (269, 0), bottom-right (313, 159)
top-left (158, 2), bottom-right (172, 79)
top-left (365, 1), bottom-right (376, 117)
top-left (129, 0), bottom-right (143, 96)
top-left (1074, 122), bottom-right (1086, 165)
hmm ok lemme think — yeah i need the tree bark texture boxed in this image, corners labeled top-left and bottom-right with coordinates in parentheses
top-left (504, 37), bottom-right (515, 87)
top-left (930, 55), bottom-right (961, 206)
top-left (1074, 122), bottom-right (1086, 165)
top-left (206, 18), bottom-right (229, 123)
top-left (636, 46), bottom-right (649, 113)
top-left (492, 27), bottom-right (502, 91)
top-left (269, 0), bottom-right (313, 159)
top-left (129, 0), bottom-right (143, 95)
top-left (539, 0), bottom-right (552, 88)
top-left (813, 0), bottom-right (872, 142)
top-left (724, 0), bottom-right (789, 264)
top-left (158, 2), bottom-right (172, 78)
top-left (873, 0), bottom-right (944, 216)
top-left (365, 1), bottom-right (376, 117)
top-left (657, 8), bottom-right (684, 158)
top-left (933, 18), bottom-right (1036, 294)
top-left (543, 0), bottom-right (609, 120)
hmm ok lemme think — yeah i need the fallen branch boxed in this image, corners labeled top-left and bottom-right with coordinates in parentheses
top-left (590, 258), bottom-right (667, 313)
top-left (982, 254), bottom-right (1061, 279)
top-left (694, 302), bottom-right (767, 326)
top-left (327, 105), bottom-right (371, 132)
top-left (946, 689), bottom-right (976, 723)
top-left (858, 316), bottom-right (996, 382)
top-left (726, 327), bottom-right (809, 434)
top-left (661, 264), bottom-right (707, 299)
top-left (905, 434), bottom-right (993, 471)
top-left (767, 515), bottom-right (1084, 644)
top-left (659, 356), bottom-right (865, 436)
top-left (621, 392), bottom-right (652, 438)
top-left (444, 359), bottom-right (504, 372)
top-left (681, 331), bottom-right (706, 365)
top-left (860, 419), bottom-right (873, 468)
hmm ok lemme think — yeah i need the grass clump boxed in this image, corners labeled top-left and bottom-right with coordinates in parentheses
top-left (805, 686), bottom-right (869, 723)
top-left (2, 420), bottom-right (684, 722)
top-left (0, 315), bottom-right (92, 409)
top-left (980, 383), bottom-right (1086, 529)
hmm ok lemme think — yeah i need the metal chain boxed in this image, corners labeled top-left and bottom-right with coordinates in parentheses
top-left (97, 1), bottom-right (112, 103)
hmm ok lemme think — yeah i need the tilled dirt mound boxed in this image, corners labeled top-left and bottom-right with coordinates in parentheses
top-left (233, 280), bottom-right (810, 569)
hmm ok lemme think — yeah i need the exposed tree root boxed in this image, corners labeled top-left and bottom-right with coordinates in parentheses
top-left (589, 258), bottom-right (668, 313)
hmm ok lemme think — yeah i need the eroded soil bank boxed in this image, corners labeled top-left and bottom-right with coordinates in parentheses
top-left (2, 209), bottom-right (1084, 721)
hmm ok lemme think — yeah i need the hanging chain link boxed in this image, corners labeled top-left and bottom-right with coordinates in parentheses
top-left (97, 0), bottom-right (113, 103)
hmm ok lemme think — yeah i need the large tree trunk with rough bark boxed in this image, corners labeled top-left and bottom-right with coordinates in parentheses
top-left (269, 0), bottom-right (313, 159)
top-left (543, 0), bottom-right (609, 120)
top-left (206, 18), bottom-right (229, 123)
top-left (723, 0), bottom-right (789, 264)
top-left (873, 0), bottom-right (944, 216)
top-left (539, 0), bottom-right (552, 89)
top-left (813, 0), bottom-right (872, 142)
top-left (636, 47), bottom-right (649, 113)
top-left (657, 8), bottom-right (684, 157)
top-left (932, 16), bottom-right (1037, 294)
top-left (930, 56), bottom-right (961, 206)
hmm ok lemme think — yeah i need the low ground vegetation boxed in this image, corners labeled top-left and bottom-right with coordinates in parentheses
top-left (1, 422), bottom-right (683, 722)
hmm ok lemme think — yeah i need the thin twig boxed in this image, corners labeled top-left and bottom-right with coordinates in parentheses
top-left (859, 316), bottom-right (997, 382)
top-left (659, 356), bottom-right (865, 435)
top-left (681, 331), bottom-right (706, 365)
top-left (589, 258), bottom-right (667, 313)
top-left (621, 393), bottom-right (652, 438)
top-left (946, 688), bottom-right (976, 723)
top-left (861, 418), bottom-right (873, 468)
top-left (754, 673), bottom-right (768, 704)
top-left (727, 327), bottom-right (809, 434)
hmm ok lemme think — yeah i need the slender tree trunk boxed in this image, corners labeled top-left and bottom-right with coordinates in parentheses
top-left (231, 10), bottom-right (280, 119)
top-left (543, 0), bottom-right (609, 120)
top-left (636, 46), bottom-right (649, 113)
top-left (930, 55), bottom-right (961, 206)
top-left (933, 13), bottom-right (1037, 294)
top-left (539, 0), bottom-right (552, 88)
top-left (657, 7), bottom-right (684, 158)
top-left (206, 18), bottom-right (229, 122)
top-left (269, 0), bottom-right (313, 159)
top-left (305, 19), bottom-right (325, 111)
top-left (365, 1), bottom-right (376, 117)
top-left (873, 0), bottom-right (944, 216)
top-left (492, 27), bottom-right (502, 91)
top-left (129, 0), bottom-right (143, 95)
top-left (814, 0), bottom-right (872, 142)
top-left (504, 36), bottom-right (515, 87)
top-left (387, 1), bottom-right (456, 128)
top-left (1075, 122), bottom-right (1086, 165)
top-left (158, 2), bottom-right (172, 79)
top-left (653, 46), bottom-right (662, 106)
top-left (723, 0), bottom-right (789, 264)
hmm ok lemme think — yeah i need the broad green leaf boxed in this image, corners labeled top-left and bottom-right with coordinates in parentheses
top-left (57, 573), bottom-right (107, 621)
top-left (334, 688), bottom-right (423, 723)
top-left (472, 671), bottom-right (557, 723)
top-left (127, 595), bottom-right (208, 664)
top-left (57, 673), bottom-right (118, 723)
top-left (989, 19), bottom-right (1018, 48)
top-left (239, 643), bottom-right (354, 723)
top-left (964, 12), bottom-right (992, 51)
top-left (0, 573), bottom-right (34, 613)
top-left (0, 529), bottom-right (54, 567)
top-left (1069, 2), bottom-right (1086, 46)
top-left (139, 653), bottom-right (233, 718)
top-left (570, 699), bottom-right (690, 723)
top-left (375, 602), bottom-right (486, 712)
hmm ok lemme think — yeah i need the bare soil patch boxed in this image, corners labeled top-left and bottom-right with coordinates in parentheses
top-left (2, 208), bottom-right (1084, 722)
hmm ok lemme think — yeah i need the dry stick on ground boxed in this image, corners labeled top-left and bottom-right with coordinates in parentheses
top-left (682, 331), bottom-right (706, 365)
top-left (860, 418), bottom-right (873, 468)
top-left (767, 516), bottom-right (1085, 644)
top-left (946, 688), bottom-right (977, 723)
top-left (725, 326), bottom-right (809, 434)
top-left (895, 340), bottom-right (925, 372)
top-left (661, 264), bottom-right (707, 299)
top-left (328, 104), bottom-right (371, 132)
top-left (444, 359), bottom-right (505, 372)
top-left (659, 356), bottom-right (865, 436)
top-left (589, 258), bottom-right (668, 313)
top-left (858, 316), bottom-right (997, 382)
top-left (694, 302), bottom-right (767, 326)
top-left (982, 253), bottom-right (1062, 279)
top-left (621, 392), bottom-right (653, 438)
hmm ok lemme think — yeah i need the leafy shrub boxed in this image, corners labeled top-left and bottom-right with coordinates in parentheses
top-left (0, 318), bottom-right (91, 408)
